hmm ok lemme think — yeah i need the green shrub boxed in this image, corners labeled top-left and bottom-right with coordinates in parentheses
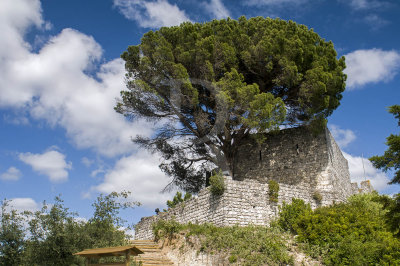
top-left (278, 198), bottom-right (312, 234)
top-left (186, 223), bottom-right (293, 265)
top-left (312, 191), bottom-right (322, 204)
top-left (166, 191), bottom-right (192, 209)
top-left (209, 171), bottom-right (225, 196)
top-left (228, 254), bottom-right (238, 263)
top-left (152, 220), bottom-right (292, 265)
top-left (152, 219), bottom-right (183, 241)
top-left (292, 193), bottom-right (400, 265)
top-left (268, 180), bottom-right (280, 203)
top-left (372, 192), bottom-right (400, 237)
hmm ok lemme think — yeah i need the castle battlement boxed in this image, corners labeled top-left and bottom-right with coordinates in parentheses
top-left (135, 127), bottom-right (373, 240)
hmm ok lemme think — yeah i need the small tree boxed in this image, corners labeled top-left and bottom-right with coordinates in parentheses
top-left (166, 191), bottom-right (192, 209)
top-left (0, 200), bottom-right (26, 266)
top-left (24, 196), bottom-right (84, 265)
top-left (86, 191), bottom-right (141, 248)
top-left (370, 105), bottom-right (400, 184)
top-left (22, 192), bottom-right (141, 265)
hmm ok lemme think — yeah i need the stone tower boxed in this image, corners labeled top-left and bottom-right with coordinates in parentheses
top-left (234, 126), bottom-right (354, 204)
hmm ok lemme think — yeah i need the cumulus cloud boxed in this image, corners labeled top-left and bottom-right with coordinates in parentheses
top-left (0, 0), bottom-right (43, 54)
top-left (93, 150), bottom-right (175, 208)
top-left (6, 197), bottom-right (40, 212)
top-left (113, 0), bottom-right (191, 28)
top-left (344, 48), bottom-right (400, 89)
top-left (343, 152), bottom-right (390, 191)
top-left (0, 0), bottom-right (179, 203)
top-left (19, 148), bottom-right (72, 182)
top-left (204, 0), bottom-right (230, 19)
top-left (329, 124), bottom-right (356, 149)
top-left (0, 0), bottom-right (153, 157)
top-left (1, 166), bottom-right (22, 181)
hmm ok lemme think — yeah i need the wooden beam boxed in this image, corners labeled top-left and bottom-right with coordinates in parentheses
top-left (125, 250), bottom-right (130, 266)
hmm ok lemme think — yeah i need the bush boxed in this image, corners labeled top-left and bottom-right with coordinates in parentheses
top-left (291, 193), bottom-right (400, 265)
top-left (152, 220), bottom-right (293, 265)
top-left (268, 180), bottom-right (280, 203)
top-left (166, 191), bottom-right (192, 209)
top-left (186, 223), bottom-right (293, 265)
top-left (372, 193), bottom-right (400, 237)
top-left (209, 171), bottom-right (225, 196)
top-left (278, 198), bottom-right (311, 234)
top-left (312, 191), bottom-right (322, 204)
top-left (152, 219), bottom-right (183, 241)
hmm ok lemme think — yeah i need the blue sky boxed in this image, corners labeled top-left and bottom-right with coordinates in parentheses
top-left (1, 0), bottom-right (399, 225)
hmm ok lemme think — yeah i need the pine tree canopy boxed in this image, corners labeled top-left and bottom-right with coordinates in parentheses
top-left (116, 16), bottom-right (346, 192)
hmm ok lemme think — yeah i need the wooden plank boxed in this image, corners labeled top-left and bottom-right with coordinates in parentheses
top-left (75, 245), bottom-right (143, 257)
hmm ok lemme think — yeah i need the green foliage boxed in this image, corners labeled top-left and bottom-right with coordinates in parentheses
top-left (0, 200), bottom-right (26, 266)
top-left (166, 191), bottom-right (192, 209)
top-left (0, 192), bottom-right (140, 265)
top-left (372, 193), bottom-right (400, 237)
top-left (152, 219), bottom-right (183, 241)
top-left (370, 104), bottom-right (400, 184)
top-left (117, 17), bottom-right (346, 192)
top-left (209, 171), bottom-right (225, 196)
top-left (278, 198), bottom-right (312, 234)
top-left (24, 196), bottom-right (85, 265)
top-left (280, 193), bottom-right (400, 265)
top-left (268, 180), bottom-right (280, 203)
top-left (228, 254), bottom-right (238, 263)
top-left (86, 191), bottom-right (140, 248)
top-left (312, 191), bottom-right (323, 203)
top-left (154, 221), bottom-right (292, 265)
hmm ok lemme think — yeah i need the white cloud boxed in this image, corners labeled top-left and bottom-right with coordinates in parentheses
top-left (343, 152), bottom-right (390, 191)
top-left (74, 217), bottom-right (88, 224)
top-left (0, 0), bottom-right (154, 157)
top-left (0, 0), bottom-right (43, 54)
top-left (81, 157), bottom-right (94, 167)
top-left (345, 0), bottom-right (385, 10)
top-left (329, 124), bottom-right (356, 149)
top-left (93, 150), bottom-right (175, 208)
top-left (244, 0), bottom-right (308, 7)
top-left (7, 198), bottom-right (40, 212)
top-left (363, 14), bottom-right (389, 30)
top-left (3, 113), bottom-right (30, 125)
top-left (113, 0), bottom-right (191, 28)
top-left (19, 148), bottom-right (72, 182)
top-left (204, 0), bottom-right (230, 19)
top-left (91, 167), bottom-right (105, 178)
top-left (1, 166), bottom-right (22, 181)
top-left (344, 49), bottom-right (400, 89)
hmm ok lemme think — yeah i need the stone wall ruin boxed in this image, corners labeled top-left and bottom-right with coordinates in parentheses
top-left (135, 127), bottom-right (373, 240)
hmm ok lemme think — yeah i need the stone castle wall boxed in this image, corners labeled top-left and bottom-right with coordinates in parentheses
top-left (135, 127), bottom-right (371, 240)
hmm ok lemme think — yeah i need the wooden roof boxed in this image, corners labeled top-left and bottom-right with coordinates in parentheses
top-left (74, 245), bottom-right (143, 258)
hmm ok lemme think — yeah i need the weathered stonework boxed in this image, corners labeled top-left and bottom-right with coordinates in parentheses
top-left (135, 127), bottom-right (372, 240)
